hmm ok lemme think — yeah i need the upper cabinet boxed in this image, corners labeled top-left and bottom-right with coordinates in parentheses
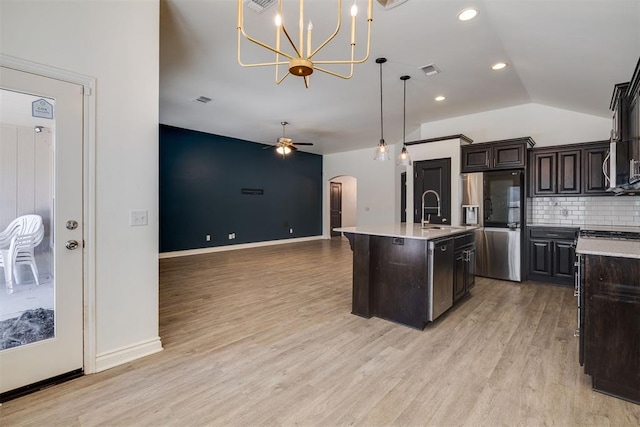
top-left (608, 57), bottom-right (640, 191)
top-left (529, 141), bottom-right (610, 197)
top-left (461, 137), bottom-right (535, 173)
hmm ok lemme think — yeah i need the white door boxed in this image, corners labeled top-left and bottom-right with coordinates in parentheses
top-left (0, 66), bottom-right (84, 397)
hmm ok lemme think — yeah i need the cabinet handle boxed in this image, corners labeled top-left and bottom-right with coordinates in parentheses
top-left (574, 329), bottom-right (580, 338)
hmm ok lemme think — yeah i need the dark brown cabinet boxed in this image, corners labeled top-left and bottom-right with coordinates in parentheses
top-left (583, 143), bottom-right (610, 194)
top-left (461, 137), bottom-right (534, 173)
top-left (461, 145), bottom-right (491, 172)
top-left (347, 230), bottom-right (476, 329)
top-left (453, 233), bottom-right (475, 302)
top-left (531, 152), bottom-right (556, 195)
top-left (527, 227), bottom-right (577, 285)
top-left (582, 255), bottom-right (640, 404)
top-left (529, 141), bottom-right (610, 197)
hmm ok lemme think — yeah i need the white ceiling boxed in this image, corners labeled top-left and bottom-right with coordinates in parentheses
top-left (159, 0), bottom-right (640, 155)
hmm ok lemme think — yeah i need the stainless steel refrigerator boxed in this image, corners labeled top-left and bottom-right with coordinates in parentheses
top-left (461, 170), bottom-right (523, 282)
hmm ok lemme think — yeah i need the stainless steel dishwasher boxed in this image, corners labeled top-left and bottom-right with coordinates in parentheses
top-left (428, 237), bottom-right (454, 321)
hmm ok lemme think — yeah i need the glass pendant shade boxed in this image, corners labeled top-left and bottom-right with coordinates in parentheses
top-left (374, 139), bottom-right (390, 161)
top-left (373, 58), bottom-right (389, 161)
top-left (396, 74), bottom-right (412, 166)
top-left (397, 145), bottom-right (411, 166)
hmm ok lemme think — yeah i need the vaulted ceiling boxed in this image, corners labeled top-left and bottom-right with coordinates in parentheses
top-left (159, 0), bottom-right (640, 155)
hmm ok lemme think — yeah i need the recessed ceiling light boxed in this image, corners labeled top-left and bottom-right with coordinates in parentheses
top-left (491, 62), bottom-right (508, 70)
top-left (458, 8), bottom-right (478, 21)
top-left (435, 95), bottom-right (446, 102)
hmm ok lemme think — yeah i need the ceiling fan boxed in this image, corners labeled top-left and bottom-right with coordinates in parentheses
top-left (264, 122), bottom-right (313, 157)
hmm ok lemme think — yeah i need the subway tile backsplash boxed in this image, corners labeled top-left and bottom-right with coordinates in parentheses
top-left (527, 196), bottom-right (640, 227)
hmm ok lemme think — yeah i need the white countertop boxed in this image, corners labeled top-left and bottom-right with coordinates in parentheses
top-left (334, 224), bottom-right (478, 240)
top-left (576, 237), bottom-right (640, 259)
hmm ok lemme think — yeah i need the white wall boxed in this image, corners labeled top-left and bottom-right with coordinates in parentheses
top-left (421, 103), bottom-right (611, 146)
top-left (404, 138), bottom-right (464, 226)
top-left (329, 176), bottom-right (357, 228)
top-left (1, 0), bottom-right (161, 370)
top-left (323, 145), bottom-right (398, 237)
top-left (323, 103), bottom-right (611, 231)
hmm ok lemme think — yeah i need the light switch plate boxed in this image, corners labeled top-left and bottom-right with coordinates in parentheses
top-left (130, 210), bottom-right (148, 226)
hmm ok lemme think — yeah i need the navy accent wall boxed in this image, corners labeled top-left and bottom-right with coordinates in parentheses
top-left (160, 125), bottom-right (323, 252)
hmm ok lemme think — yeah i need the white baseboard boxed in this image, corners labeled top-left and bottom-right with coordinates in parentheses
top-left (159, 235), bottom-right (326, 259)
top-left (94, 337), bottom-right (163, 372)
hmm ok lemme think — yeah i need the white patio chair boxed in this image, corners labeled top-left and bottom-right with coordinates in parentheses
top-left (0, 215), bottom-right (44, 294)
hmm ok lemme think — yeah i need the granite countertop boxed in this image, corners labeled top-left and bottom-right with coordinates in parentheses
top-left (334, 224), bottom-right (478, 240)
top-left (576, 237), bottom-right (640, 259)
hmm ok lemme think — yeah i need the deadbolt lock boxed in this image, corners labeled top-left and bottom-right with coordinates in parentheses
top-left (66, 220), bottom-right (78, 230)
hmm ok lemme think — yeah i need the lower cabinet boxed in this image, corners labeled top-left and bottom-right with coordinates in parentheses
top-left (454, 234), bottom-right (476, 302)
top-left (527, 227), bottom-right (578, 285)
top-left (583, 255), bottom-right (640, 404)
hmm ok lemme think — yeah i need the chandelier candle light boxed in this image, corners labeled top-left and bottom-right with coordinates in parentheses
top-left (237, 0), bottom-right (374, 88)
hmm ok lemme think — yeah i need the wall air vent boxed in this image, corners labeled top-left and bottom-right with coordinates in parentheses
top-left (194, 96), bottom-right (212, 104)
top-left (244, 0), bottom-right (277, 13)
top-left (420, 63), bottom-right (441, 76)
top-left (376, 0), bottom-right (410, 10)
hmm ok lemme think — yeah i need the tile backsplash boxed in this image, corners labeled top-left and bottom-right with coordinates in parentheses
top-left (527, 196), bottom-right (640, 227)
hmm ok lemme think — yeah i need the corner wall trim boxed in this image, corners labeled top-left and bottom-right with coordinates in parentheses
top-left (159, 235), bottom-right (324, 259)
top-left (95, 338), bottom-right (163, 373)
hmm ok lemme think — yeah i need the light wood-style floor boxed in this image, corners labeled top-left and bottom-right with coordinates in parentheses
top-left (1, 238), bottom-right (639, 426)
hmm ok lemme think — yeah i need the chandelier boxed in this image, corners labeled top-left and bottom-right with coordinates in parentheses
top-left (237, 0), bottom-right (374, 88)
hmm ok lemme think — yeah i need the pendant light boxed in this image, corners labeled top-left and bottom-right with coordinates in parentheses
top-left (373, 57), bottom-right (390, 161)
top-left (396, 75), bottom-right (412, 166)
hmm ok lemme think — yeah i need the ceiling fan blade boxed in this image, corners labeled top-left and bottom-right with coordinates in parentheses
top-left (292, 142), bottom-right (313, 146)
top-left (262, 145), bottom-right (274, 150)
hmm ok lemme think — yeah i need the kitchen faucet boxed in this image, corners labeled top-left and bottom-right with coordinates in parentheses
top-left (421, 189), bottom-right (442, 226)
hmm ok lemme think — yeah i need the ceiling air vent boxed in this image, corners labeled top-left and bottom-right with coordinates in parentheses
top-left (244, 0), bottom-right (277, 13)
top-left (420, 63), bottom-right (441, 77)
top-left (194, 96), bottom-right (212, 104)
top-left (376, 0), bottom-right (409, 10)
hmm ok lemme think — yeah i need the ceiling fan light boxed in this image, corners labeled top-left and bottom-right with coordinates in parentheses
top-left (276, 146), bottom-right (292, 155)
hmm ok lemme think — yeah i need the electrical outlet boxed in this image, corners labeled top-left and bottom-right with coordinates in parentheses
top-left (228, 233), bottom-right (236, 239)
top-left (289, 228), bottom-right (294, 234)
top-left (130, 210), bottom-right (148, 226)
top-left (206, 234), bottom-right (211, 241)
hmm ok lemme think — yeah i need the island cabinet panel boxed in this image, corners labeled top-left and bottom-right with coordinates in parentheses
top-left (583, 255), bottom-right (640, 404)
top-left (370, 236), bottom-right (428, 329)
top-left (351, 234), bottom-right (372, 318)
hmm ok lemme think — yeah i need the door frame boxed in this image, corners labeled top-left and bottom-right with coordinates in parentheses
top-left (1, 54), bottom-right (98, 374)
top-left (329, 182), bottom-right (342, 237)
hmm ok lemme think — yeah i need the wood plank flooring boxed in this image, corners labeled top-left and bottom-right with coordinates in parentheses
top-left (1, 238), bottom-right (639, 426)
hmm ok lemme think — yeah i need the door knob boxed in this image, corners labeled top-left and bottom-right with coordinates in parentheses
top-left (66, 240), bottom-right (79, 250)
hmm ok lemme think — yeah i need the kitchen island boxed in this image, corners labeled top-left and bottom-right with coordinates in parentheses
top-left (335, 224), bottom-right (477, 329)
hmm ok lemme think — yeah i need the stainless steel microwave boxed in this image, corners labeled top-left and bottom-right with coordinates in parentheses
top-left (605, 136), bottom-right (640, 194)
